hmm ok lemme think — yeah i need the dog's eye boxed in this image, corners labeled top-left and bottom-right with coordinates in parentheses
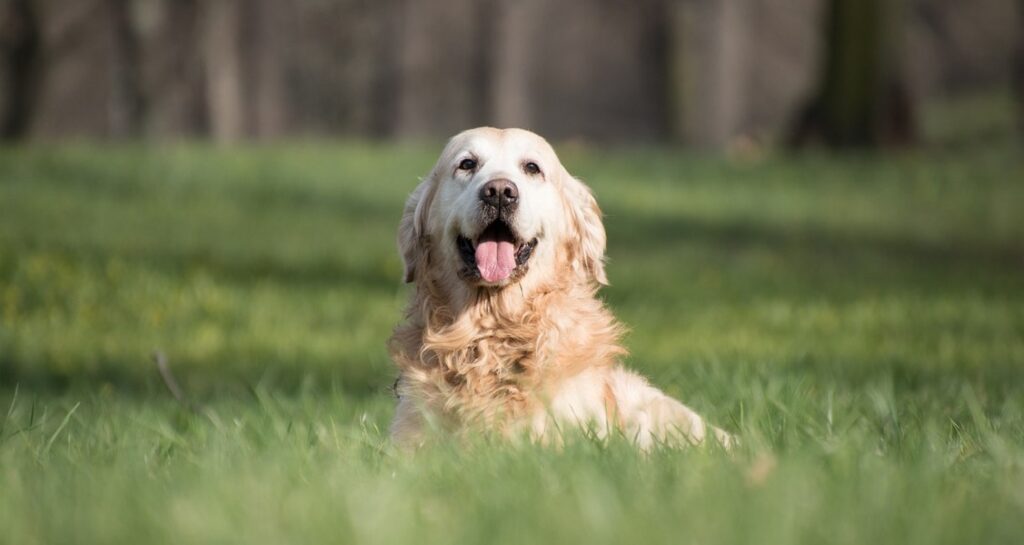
top-left (458, 158), bottom-right (477, 171)
top-left (523, 162), bottom-right (541, 176)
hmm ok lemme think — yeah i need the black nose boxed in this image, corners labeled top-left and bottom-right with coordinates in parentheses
top-left (479, 179), bottom-right (519, 210)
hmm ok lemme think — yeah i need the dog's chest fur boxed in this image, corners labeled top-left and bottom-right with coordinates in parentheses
top-left (390, 285), bottom-right (625, 429)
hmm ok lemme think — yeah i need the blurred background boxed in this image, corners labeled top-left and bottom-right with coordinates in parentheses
top-left (2, 6), bottom-right (1024, 540)
top-left (0, 0), bottom-right (1022, 393)
top-left (0, 0), bottom-right (1020, 148)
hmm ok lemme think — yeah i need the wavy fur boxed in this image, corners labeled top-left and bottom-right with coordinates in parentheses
top-left (388, 128), bottom-right (731, 449)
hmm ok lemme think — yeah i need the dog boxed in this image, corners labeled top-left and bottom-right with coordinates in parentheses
top-left (389, 127), bottom-right (732, 449)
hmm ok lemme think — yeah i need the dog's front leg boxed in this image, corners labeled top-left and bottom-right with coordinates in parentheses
top-left (606, 367), bottom-right (734, 450)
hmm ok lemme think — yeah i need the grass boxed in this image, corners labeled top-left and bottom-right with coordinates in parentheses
top-left (0, 139), bottom-right (1022, 544)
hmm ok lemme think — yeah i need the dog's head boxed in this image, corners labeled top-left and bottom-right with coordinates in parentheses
top-left (398, 127), bottom-right (607, 294)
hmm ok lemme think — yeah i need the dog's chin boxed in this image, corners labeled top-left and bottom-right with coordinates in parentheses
top-left (456, 219), bottom-right (538, 288)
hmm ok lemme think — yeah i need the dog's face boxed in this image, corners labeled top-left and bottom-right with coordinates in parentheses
top-left (399, 127), bottom-right (607, 294)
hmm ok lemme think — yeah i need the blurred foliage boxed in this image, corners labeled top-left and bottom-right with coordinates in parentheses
top-left (1, 0), bottom-right (1019, 146)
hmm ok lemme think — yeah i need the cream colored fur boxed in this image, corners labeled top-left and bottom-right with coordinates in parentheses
top-left (389, 127), bottom-right (732, 449)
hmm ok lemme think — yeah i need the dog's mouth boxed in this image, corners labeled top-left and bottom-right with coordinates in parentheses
top-left (457, 220), bottom-right (538, 284)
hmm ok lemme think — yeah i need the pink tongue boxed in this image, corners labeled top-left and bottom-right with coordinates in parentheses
top-left (475, 240), bottom-right (517, 282)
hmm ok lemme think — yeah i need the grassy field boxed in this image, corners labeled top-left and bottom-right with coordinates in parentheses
top-left (0, 140), bottom-right (1022, 544)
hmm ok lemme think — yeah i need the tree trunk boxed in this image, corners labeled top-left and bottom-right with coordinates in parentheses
top-left (366, 0), bottom-right (402, 137)
top-left (395, 0), bottom-right (491, 138)
top-left (666, 0), bottom-right (749, 149)
top-left (789, 0), bottom-right (916, 148)
top-left (203, 0), bottom-right (245, 143)
top-left (0, 0), bottom-right (41, 140)
top-left (144, 0), bottom-right (206, 138)
top-left (1015, 0), bottom-right (1024, 136)
top-left (247, 0), bottom-right (287, 140)
top-left (108, 0), bottom-right (145, 138)
top-left (490, 0), bottom-right (536, 129)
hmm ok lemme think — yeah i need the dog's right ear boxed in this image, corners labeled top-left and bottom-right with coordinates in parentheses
top-left (397, 177), bottom-right (435, 283)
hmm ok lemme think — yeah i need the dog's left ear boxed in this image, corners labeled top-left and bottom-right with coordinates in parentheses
top-left (564, 173), bottom-right (609, 285)
top-left (397, 177), bottom-right (435, 283)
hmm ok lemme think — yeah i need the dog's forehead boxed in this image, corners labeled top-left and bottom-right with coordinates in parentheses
top-left (447, 128), bottom-right (557, 163)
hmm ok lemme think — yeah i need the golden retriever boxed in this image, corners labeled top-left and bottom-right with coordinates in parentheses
top-left (389, 127), bottom-right (732, 449)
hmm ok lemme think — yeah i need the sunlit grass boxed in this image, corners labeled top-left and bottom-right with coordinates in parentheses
top-left (0, 141), bottom-right (1022, 544)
